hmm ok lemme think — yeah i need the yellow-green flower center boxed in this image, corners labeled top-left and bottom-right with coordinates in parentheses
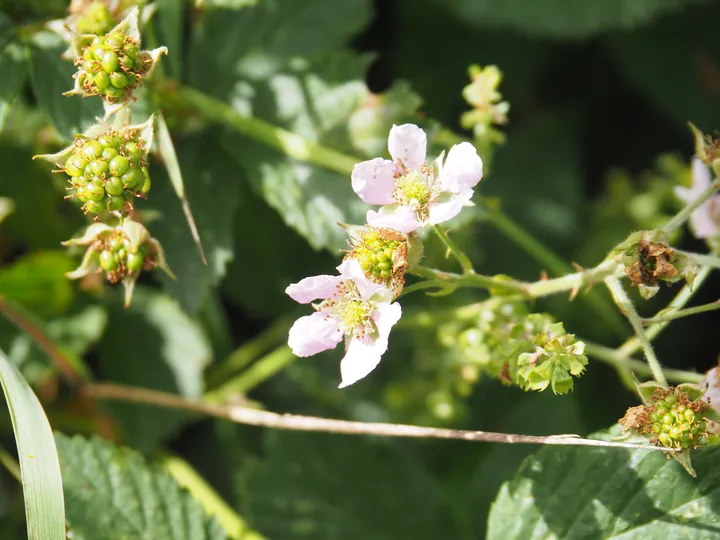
top-left (393, 170), bottom-right (432, 215)
top-left (354, 230), bottom-right (401, 282)
top-left (340, 299), bottom-right (369, 330)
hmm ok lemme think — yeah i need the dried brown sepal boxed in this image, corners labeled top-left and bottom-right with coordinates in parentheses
top-left (624, 240), bottom-right (677, 287)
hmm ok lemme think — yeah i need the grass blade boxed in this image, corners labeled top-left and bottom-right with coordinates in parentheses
top-left (0, 347), bottom-right (65, 539)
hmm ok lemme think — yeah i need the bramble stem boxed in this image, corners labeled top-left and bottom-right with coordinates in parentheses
top-left (409, 266), bottom-right (526, 295)
top-left (175, 86), bottom-right (358, 176)
top-left (605, 278), bottom-right (667, 387)
top-left (84, 382), bottom-right (670, 452)
top-left (663, 179), bottom-right (720, 235)
top-left (642, 299), bottom-right (720, 325)
top-left (583, 342), bottom-right (704, 384)
top-left (205, 346), bottom-right (296, 403)
top-left (678, 251), bottom-right (720, 269)
top-left (206, 315), bottom-right (295, 389)
top-left (433, 225), bottom-right (475, 274)
top-left (524, 259), bottom-right (624, 298)
top-left (617, 266), bottom-right (712, 358)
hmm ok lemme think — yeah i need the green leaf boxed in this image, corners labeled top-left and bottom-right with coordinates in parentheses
top-left (438, 0), bottom-right (712, 38)
top-left (221, 186), bottom-right (335, 318)
top-left (97, 288), bottom-right (212, 450)
top-left (220, 51), bottom-right (372, 251)
top-left (0, 251), bottom-right (75, 318)
top-left (28, 31), bottom-right (102, 139)
top-left (148, 133), bottom-right (240, 315)
top-left (487, 425), bottom-right (720, 539)
top-left (242, 431), bottom-right (460, 539)
top-left (0, 42), bottom-right (26, 134)
top-left (0, 347), bottom-right (65, 540)
top-left (465, 391), bottom-right (586, 536)
top-left (56, 433), bottom-right (227, 540)
top-left (188, 0), bottom-right (373, 251)
top-left (155, 0), bottom-right (184, 78)
top-left (0, 144), bottom-right (81, 249)
top-left (188, 0), bottom-right (372, 95)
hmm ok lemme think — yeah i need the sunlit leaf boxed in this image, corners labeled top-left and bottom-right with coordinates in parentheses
top-left (487, 426), bottom-right (720, 539)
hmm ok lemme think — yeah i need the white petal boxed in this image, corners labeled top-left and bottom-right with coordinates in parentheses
top-left (286, 274), bottom-right (344, 304)
top-left (366, 207), bottom-right (421, 234)
top-left (388, 124), bottom-right (427, 171)
top-left (336, 258), bottom-right (385, 301)
top-left (435, 142), bottom-right (483, 193)
top-left (288, 312), bottom-right (343, 357)
top-left (338, 302), bottom-right (401, 388)
top-left (427, 190), bottom-right (474, 226)
top-left (351, 158), bottom-right (396, 204)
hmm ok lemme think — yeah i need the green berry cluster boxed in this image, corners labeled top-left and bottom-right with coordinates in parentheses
top-left (96, 230), bottom-right (153, 283)
top-left (64, 128), bottom-right (149, 215)
top-left (74, 1), bottom-right (114, 35)
top-left (74, 31), bottom-right (150, 103)
top-left (650, 392), bottom-right (707, 449)
top-left (350, 228), bottom-right (408, 293)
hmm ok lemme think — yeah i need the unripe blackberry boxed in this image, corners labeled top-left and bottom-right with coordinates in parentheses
top-left (64, 128), bottom-right (150, 215)
top-left (621, 387), bottom-right (710, 451)
top-left (94, 230), bottom-right (152, 284)
top-left (345, 227), bottom-right (412, 297)
top-left (649, 392), bottom-right (708, 450)
top-left (72, 31), bottom-right (151, 104)
top-left (34, 116), bottom-right (155, 217)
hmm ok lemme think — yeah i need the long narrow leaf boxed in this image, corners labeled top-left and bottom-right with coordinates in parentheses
top-left (155, 112), bottom-right (208, 264)
top-left (0, 347), bottom-right (65, 540)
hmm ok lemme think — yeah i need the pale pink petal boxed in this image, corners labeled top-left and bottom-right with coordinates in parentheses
top-left (338, 302), bottom-right (401, 388)
top-left (288, 312), bottom-right (343, 357)
top-left (702, 367), bottom-right (720, 415)
top-left (675, 158), bottom-right (712, 204)
top-left (336, 258), bottom-right (385, 301)
top-left (689, 197), bottom-right (720, 238)
top-left (427, 190), bottom-right (474, 226)
top-left (366, 207), bottom-right (421, 234)
top-left (286, 274), bottom-right (343, 304)
top-left (351, 158), bottom-right (396, 205)
top-left (388, 124), bottom-right (427, 171)
top-left (435, 142), bottom-right (483, 193)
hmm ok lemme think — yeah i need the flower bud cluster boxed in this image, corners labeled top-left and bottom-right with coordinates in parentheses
top-left (460, 65), bottom-right (509, 151)
top-left (432, 300), bottom-right (587, 395)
